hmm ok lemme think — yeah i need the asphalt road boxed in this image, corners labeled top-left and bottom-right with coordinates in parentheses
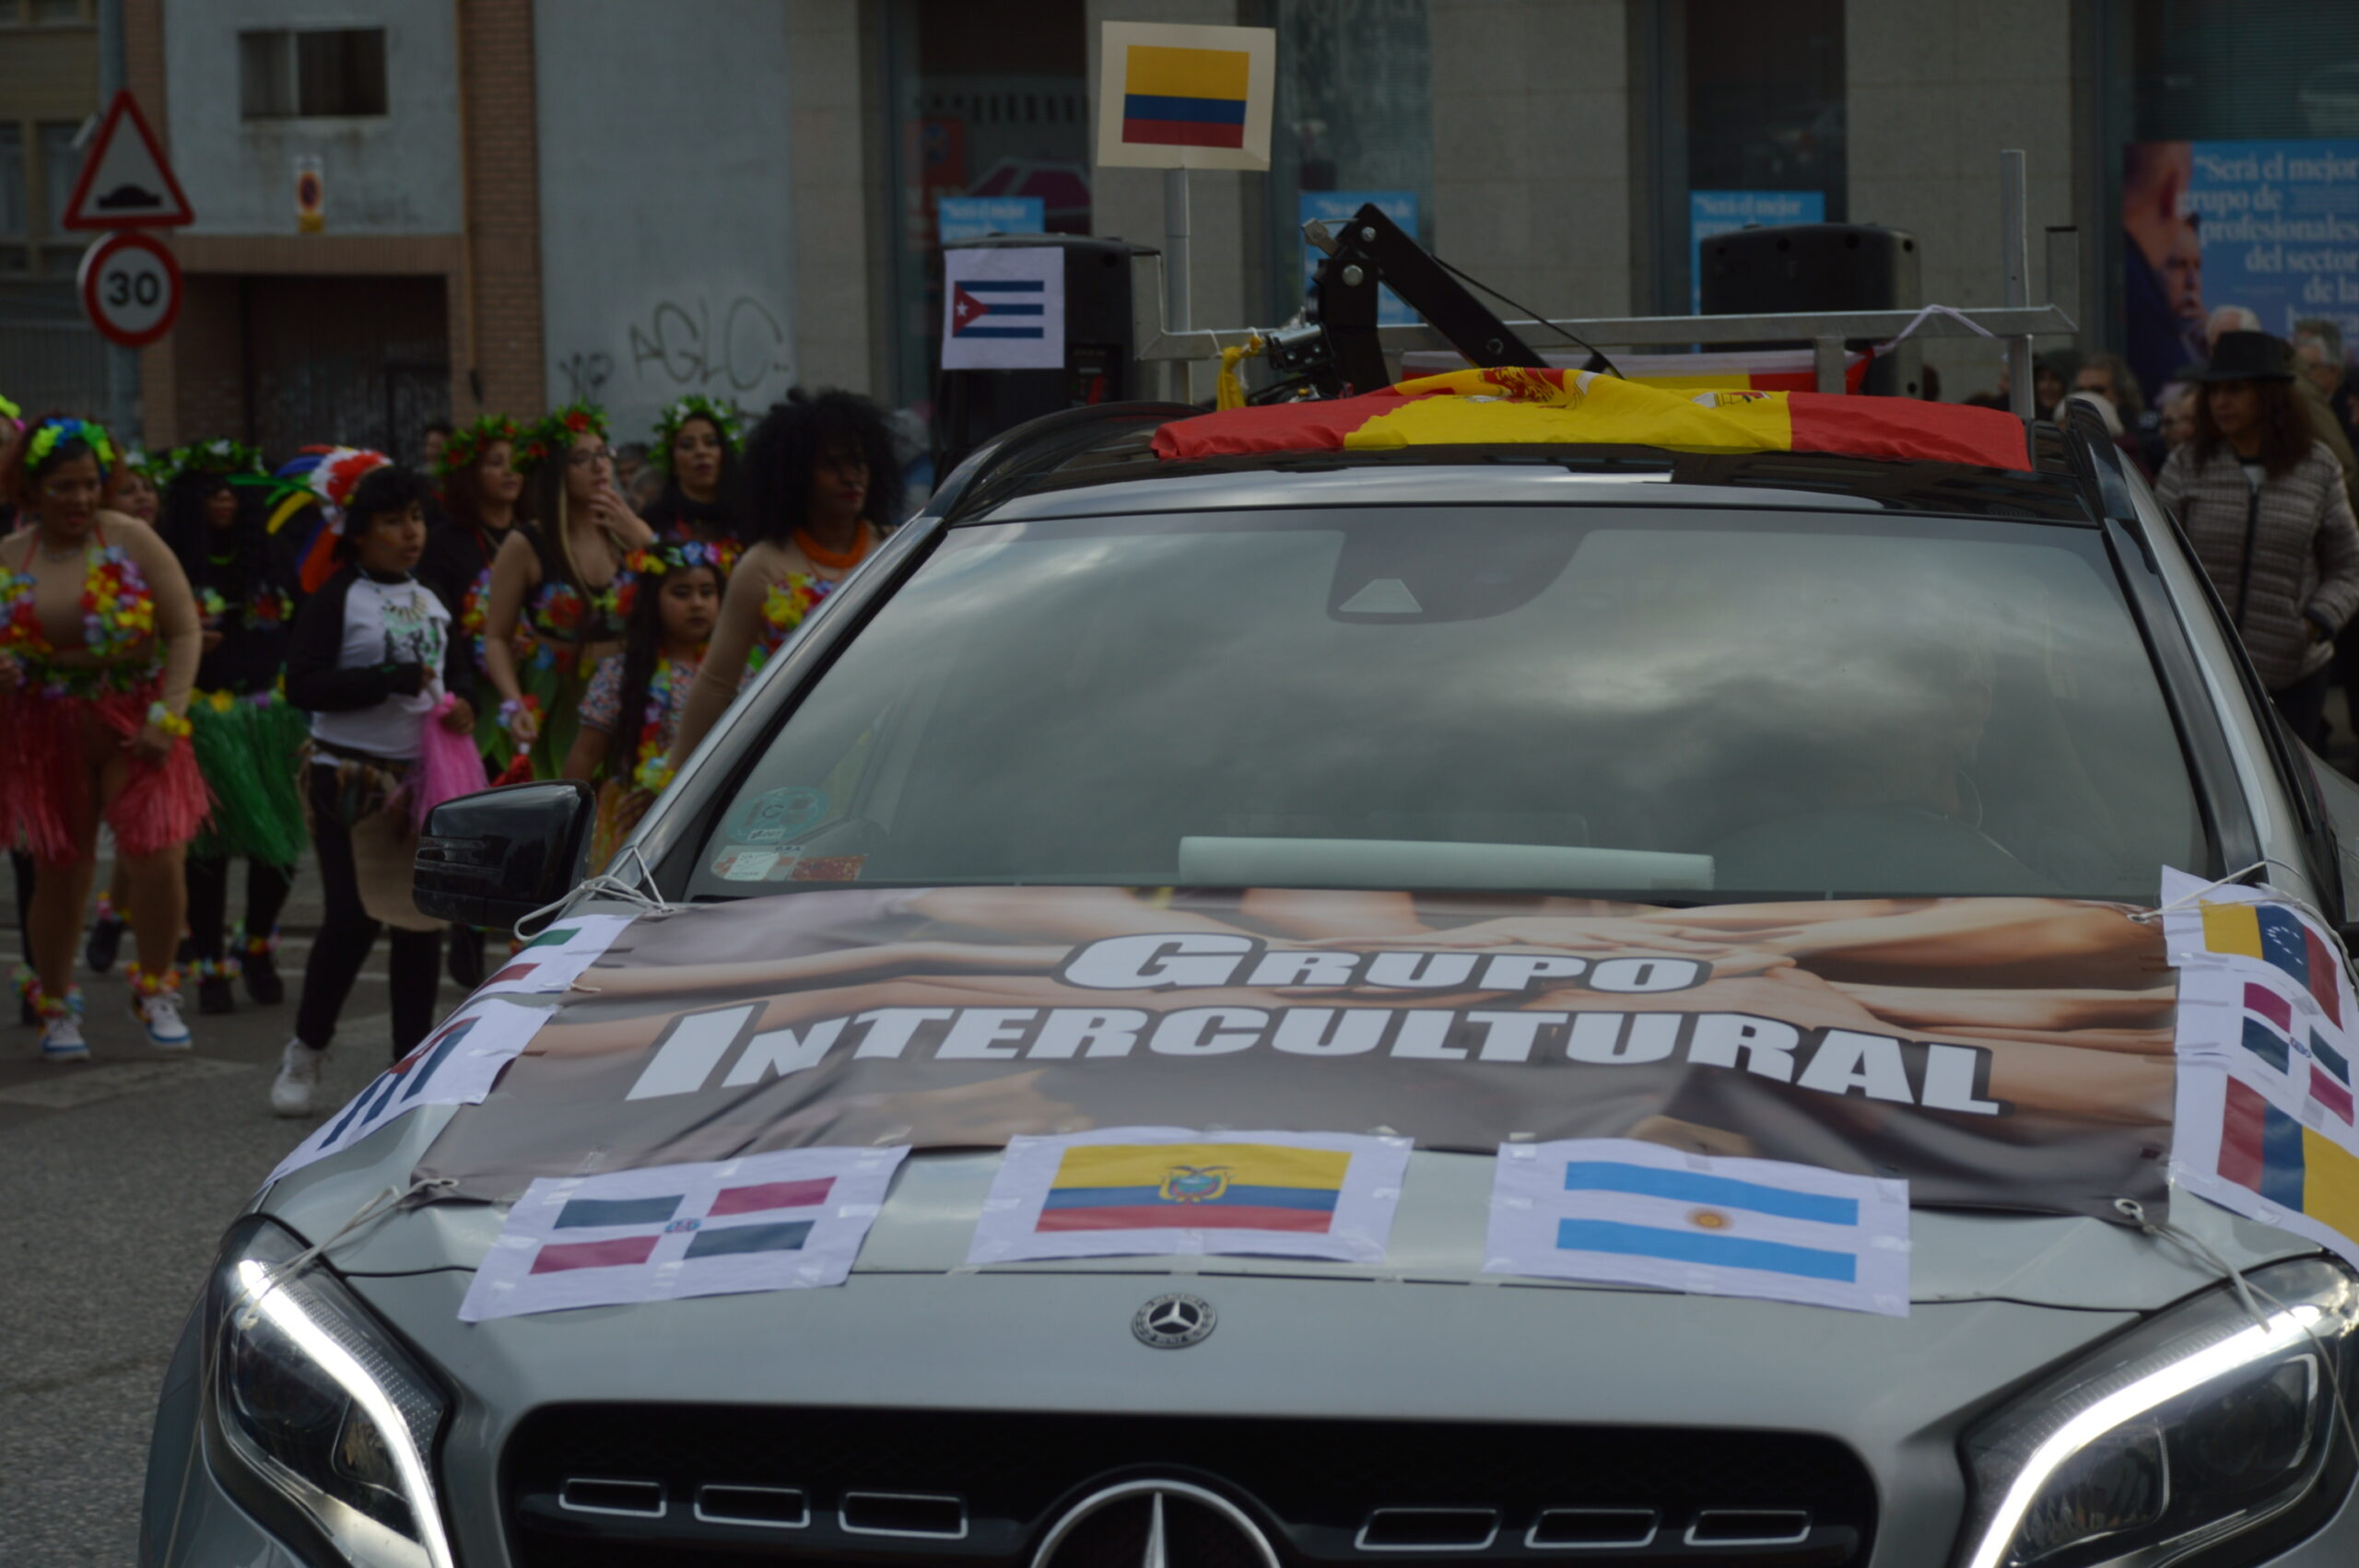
top-left (0, 926), bottom-right (465, 1567)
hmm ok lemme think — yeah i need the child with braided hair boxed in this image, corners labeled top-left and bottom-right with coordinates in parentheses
top-left (562, 539), bottom-right (725, 870)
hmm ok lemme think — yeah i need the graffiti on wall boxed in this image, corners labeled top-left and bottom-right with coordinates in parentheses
top-left (627, 295), bottom-right (796, 395)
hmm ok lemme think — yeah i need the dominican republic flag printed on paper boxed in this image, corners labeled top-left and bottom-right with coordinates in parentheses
top-left (2174, 965), bottom-right (2356, 1125)
top-left (469, 913), bottom-right (636, 1000)
top-left (968, 1127), bottom-right (1410, 1264)
top-left (267, 998), bottom-right (555, 1187)
top-left (1485, 1139), bottom-right (1912, 1316)
top-left (459, 1145), bottom-right (909, 1320)
top-left (940, 245), bottom-right (1064, 372)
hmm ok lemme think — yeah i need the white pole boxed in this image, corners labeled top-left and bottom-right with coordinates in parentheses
top-left (1164, 167), bottom-right (1192, 402)
top-left (2001, 149), bottom-right (2034, 420)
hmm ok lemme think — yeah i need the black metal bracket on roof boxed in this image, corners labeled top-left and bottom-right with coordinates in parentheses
top-left (1303, 203), bottom-right (1544, 398)
top-left (923, 400), bottom-right (1202, 524)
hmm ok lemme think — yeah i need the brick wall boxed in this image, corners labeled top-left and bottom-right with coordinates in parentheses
top-left (170, 274), bottom-right (245, 441)
top-left (459, 0), bottom-right (546, 419)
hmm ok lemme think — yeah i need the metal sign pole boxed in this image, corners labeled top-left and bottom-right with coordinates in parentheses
top-left (1164, 167), bottom-right (1192, 403)
top-left (2001, 149), bottom-right (2034, 419)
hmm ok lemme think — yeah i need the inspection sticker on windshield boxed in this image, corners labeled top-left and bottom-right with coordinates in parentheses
top-left (1484, 1138), bottom-right (1911, 1316)
top-left (266, 999), bottom-right (557, 1188)
top-left (968, 1127), bottom-right (1410, 1265)
top-left (459, 1145), bottom-right (909, 1320)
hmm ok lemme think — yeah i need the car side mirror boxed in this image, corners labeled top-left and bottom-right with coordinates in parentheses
top-left (413, 780), bottom-right (594, 933)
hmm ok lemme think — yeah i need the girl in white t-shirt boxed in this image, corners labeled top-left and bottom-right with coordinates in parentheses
top-left (275, 462), bottom-right (476, 1116)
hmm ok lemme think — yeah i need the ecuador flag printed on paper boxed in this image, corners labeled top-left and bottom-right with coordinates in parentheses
top-left (1121, 45), bottom-right (1251, 149)
top-left (2220, 1078), bottom-right (2359, 1241)
top-left (1152, 367), bottom-right (2033, 472)
top-left (1039, 1141), bottom-right (1350, 1233)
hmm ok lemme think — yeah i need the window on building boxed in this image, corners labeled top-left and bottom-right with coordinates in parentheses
top-left (31, 0), bottom-right (91, 23)
top-left (240, 29), bottom-right (389, 120)
top-left (0, 124), bottom-right (24, 234)
top-left (1262, 0), bottom-right (1434, 327)
top-left (1642, 0), bottom-right (1846, 314)
top-left (37, 121), bottom-right (79, 237)
top-left (882, 0), bottom-right (1091, 402)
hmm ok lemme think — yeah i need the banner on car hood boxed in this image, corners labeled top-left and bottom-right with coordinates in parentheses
top-left (413, 886), bottom-right (2177, 1221)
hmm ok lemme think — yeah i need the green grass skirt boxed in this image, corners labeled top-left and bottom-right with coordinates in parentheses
top-left (188, 696), bottom-right (309, 865)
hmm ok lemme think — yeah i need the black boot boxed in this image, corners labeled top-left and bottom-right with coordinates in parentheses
top-left (198, 975), bottom-right (237, 1015)
top-left (243, 948), bottom-right (284, 1006)
top-left (447, 925), bottom-right (485, 990)
top-left (84, 914), bottom-right (123, 974)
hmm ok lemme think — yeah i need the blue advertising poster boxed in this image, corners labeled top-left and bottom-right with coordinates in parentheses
top-left (938, 195), bottom-right (1046, 244)
top-left (1689, 191), bottom-right (1826, 312)
top-left (2124, 139), bottom-right (2359, 398)
top-left (1299, 191), bottom-right (1419, 327)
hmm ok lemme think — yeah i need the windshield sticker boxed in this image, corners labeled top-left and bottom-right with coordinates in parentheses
top-left (2165, 870), bottom-right (2359, 1268)
top-left (458, 1145), bottom-right (909, 1320)
top-left (1485, 1138), bottom-right (1911, 1316)
top-left (968, 1127), bottom-right (1410, 1264)
top-left (730, 786), bottom-right (828, 845)
top-left (409, 884), bottom-right (2177, 1223)
top-left (269, 998), bottom-right (557, 1188)
top-left (791, 854), bottom-right (865, 883)
top-left (711, 848), bottom-right (781, 882)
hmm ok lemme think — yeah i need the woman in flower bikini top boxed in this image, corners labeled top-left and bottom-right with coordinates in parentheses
top-left (479, 403), bottom-right (654, 778)
top-left (0, 414), bottom-right (208, 1059)
top-left (666, 389), bottom-right (903, 772)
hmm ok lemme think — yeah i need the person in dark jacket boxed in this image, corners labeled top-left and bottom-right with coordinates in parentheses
top-left (160, 444), bottom-right (308, 1015)
top-left (2154, 332), bottom-right (2359, 749)
top-left (273, 462), bottom-right (475, 1116)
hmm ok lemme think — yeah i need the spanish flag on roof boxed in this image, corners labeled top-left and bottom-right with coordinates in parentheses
top-left (1154, 367), bottom-right (2031, 471)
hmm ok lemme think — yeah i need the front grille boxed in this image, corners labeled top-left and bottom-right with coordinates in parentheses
top-left (503, 1406), bottom-right (1876, 1566)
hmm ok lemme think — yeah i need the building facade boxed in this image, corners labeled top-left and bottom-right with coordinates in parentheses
top-left (0, 0), bottom-right (110, 419)
top-left (76, 0), bottom-right (2359, 457)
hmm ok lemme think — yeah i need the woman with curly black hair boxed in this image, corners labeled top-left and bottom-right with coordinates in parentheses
top-left (665, 389), bottom-right (902, 767)
top-left (160, 444), bottom-right (307, 1015)
top-left (642, 394), bottom-right (744, 548)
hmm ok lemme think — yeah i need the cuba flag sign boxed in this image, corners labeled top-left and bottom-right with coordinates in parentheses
top-left (942, 245), bottom-right (1064, 371)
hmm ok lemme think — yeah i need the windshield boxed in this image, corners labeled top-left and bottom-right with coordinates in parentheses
top-left (692, 507), bottom-right (2205, 902)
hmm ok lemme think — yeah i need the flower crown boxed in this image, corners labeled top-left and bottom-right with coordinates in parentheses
top-left (651, 395), bottom-right (743, 472)
top-left (160, 438), bottom-right (264, 489)
top-left (0, 392), bottom-right (19, 427)
top-left (516, 402), bottom-right (608, 472)
top-left (438, 414), bottom-right (522, 478)
top-left (622, 540), bottom-right (732, 579)
top-left (26, 417), bottom-right (115, 478)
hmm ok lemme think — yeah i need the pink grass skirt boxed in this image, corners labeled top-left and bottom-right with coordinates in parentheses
top-left (0, 682), bottom-right (212, 865)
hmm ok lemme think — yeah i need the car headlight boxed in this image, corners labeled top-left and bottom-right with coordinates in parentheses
top-left (202, 1219), bottom-right (456, 1568)
top-left (1958, 1256), bottom-right (2359, 1568)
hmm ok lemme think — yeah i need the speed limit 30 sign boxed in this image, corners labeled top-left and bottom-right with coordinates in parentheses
top-left (78, 230), bottom-right (182, 348)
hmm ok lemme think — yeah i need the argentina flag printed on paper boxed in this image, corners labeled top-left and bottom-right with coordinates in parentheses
top-left (1485, 1138), bottom-right (1911, 1316)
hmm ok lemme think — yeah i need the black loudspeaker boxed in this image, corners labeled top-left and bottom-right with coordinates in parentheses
top-left (933, 235), bottom-right (1155, 476)
top-left (1699, 223), bottom-right (1921, 397)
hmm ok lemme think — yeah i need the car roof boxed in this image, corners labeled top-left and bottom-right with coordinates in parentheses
top-left (936, 404), bottom-right (2100, 528)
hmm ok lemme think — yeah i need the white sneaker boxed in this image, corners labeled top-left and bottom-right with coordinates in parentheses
top-left (271, 1039), bottom-right (328, 1117)
top-left (137, 991), bottom-right (193, 1051)
top-left (38, 1015), bottom-right (88, 1062)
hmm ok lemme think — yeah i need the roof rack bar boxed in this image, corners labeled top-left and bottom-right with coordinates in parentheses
top-left (1130, 262), bottom-right (2076, 364)
top-left (1130, 148), bottom-right (2079, 380)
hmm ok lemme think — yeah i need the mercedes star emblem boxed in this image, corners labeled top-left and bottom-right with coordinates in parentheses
top-left (1131, 1292), bottom-right (1215, 1349)
top-left (1031, 1479), bottom-right (1280, 1568)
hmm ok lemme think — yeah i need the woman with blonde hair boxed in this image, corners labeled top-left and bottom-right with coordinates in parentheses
top-left (479, 404), bottom-right (654, 778)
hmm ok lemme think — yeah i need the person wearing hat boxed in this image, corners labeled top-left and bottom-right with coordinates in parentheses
top-left (2155, 331), bottom-right (2359, 750)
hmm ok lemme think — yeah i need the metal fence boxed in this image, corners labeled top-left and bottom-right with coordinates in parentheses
top-left (0, 318), bottom-right (111, 423)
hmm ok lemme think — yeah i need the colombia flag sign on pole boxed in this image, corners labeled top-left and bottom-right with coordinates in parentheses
top-left (1097, 22), bottom-right (1275, 171)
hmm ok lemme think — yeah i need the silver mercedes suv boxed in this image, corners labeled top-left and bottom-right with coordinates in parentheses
top-left (144, 399), bottom-right (2359, 1568)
